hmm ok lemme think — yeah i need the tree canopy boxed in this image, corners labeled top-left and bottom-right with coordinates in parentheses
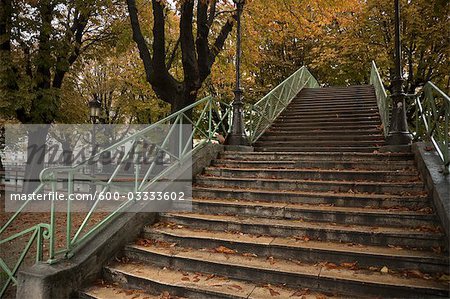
top-left (0, 0), bottom-right (448, 125)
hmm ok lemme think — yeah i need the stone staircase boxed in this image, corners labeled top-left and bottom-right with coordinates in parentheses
top-left (81, 85), bottom-right (449, 298)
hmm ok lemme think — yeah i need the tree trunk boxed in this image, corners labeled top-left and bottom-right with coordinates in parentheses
top-left (22, 125), bottom-right (50, 194)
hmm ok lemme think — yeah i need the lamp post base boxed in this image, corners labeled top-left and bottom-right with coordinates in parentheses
top-left (225, 133), bottom-right (249, 147)
top-left (224, 144), bottom-right (254, 152)
top-left (386, 130), bottom-right (413, 146)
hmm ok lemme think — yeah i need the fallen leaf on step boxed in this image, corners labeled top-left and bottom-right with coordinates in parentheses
top-left (404, 269), bottom-right (425, 279)
top-left (159, 292), bottom-right (171, 299)
top-left (267, 256), bottom-right (276, 264)
top-left (229, 284), bottom-right (243, 290)
top-left (340, 261), bottom-right (358, 270)
top-left (322, 262), bottom-right (337, 269)
top-left (315, 295), bottom-right (327, 299)
top-left (388, 244), bottom-right (403, 250)
top-left (290, 288), bottom-right (310, 297)
top-left (242, 252), bottom-right (258, 257)
top-left (269, 288), bottom-right (280, 296)
top-left (181, 277), bottom-right (190, 281)
top-left (439, 274), bottom-right (450, 281)
top-left (424, 146), bottom-right (433, 151)
top-left (381, 266), bottom-right (389, 274)
top-left (432, 246), bottom-right (442, 254)
top-left (263, 284), bottom-right (280, 296)
top-left (205, 274), bottom-right (216, 281)
top-left (214, 246), bottom-right (236, 254)
top-left (294, 235), bottom-right (310, 242)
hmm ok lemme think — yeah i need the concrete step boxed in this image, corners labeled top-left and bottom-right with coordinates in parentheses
top-left (274, 116), bottom-right (381, 123)
top-left (285, 103), bottom-right (379, 111)
top-left (278, 114), bottom-right (380, 121)
top-left (289, 99), bottom-right (377, 106)
top-left (144, 225), bottom-right (449, 273)
top-left (270, 120), bottom-right (381, 126)
top-left (202, 166), bottom-right (420, 181)
top-left (161, 213), bottom-right (445, 248)
top-left (258, 135), bottom-right (385, 142)
top-left (188, 198), bottom-right (435, 227)
top-left (80, 284), bottom-right (163, 299)
top-left (195, 175), bottom-right (425, 195)
top-left (256, 146), bottom-right (381, 153)
top-left (266, 124), bottom-right (381, 131)
top-left (122, 244), bottom-right (449, 298)
top-left (211, 158), bottom-right (415, 171)
top-left (281, 108), bottom-right (380, 116)
top-left (254, 140), bottom-right (385, 147)
top-left (192, 186), bottom-right (429, 208)
top-left (262, 129), bottom-right (384, 136)
top-left (219, 151), bottom-right (415, 162)
top-left (103, 260), bottom-right (337, 299)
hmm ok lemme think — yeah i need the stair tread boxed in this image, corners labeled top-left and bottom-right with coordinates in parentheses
top-left (193, 185), bottom-right (425, 200)
top-left (105, 261), bottom-right (335, 299)
top-left (81, 285), bottom-right (161, 299)
top-left (147, 225), bottom-right (448, 263)
top-left (191, 197), bottom-right (431, 216)
top-left (222, 151), bottom-right (414, 157)
top-left (125, 244), bottom-right (449, 294)
top-left (214, 159), bottom-right (413, 166)
top-left (196, 175), bottom-right (424, 189)
top-left (204, 166), bottom-right (419, 176)
top-left (164, 212), bottom-right (442, 238)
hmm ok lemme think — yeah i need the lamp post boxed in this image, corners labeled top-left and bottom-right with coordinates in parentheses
top-left (386, 0), bottom-right (412, 146)
top-left (225, 0), bottom-right (249, 146)
top-left (88, 99), bottom-right (101, 194)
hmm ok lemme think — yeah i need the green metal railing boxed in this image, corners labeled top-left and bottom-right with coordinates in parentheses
top-left (247, 66), bottom-right (319, 143)
top-left (370, 61), bottom-right (449, 174)
top-left (1, 66), bottom-right (318, 296)
top-left (0, 96), bottom-right (231, 297)
top-left (413, 82), bottom-right (450, 174)
top-left (370, 61), bottom-right (391, 136)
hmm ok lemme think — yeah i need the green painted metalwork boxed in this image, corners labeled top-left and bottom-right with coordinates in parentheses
top-left (0, 66), bottom-right (316, 296)
top-left (370, 61), bottom-right (391, 136)
top-left (370, 61), bottom-right (449, 173)
top-left (247, 66), bottom-right (319, 143)
top-left (413, 82), bottom-right (450, 174)
top-left (0, 95), bottom-right (231, 296)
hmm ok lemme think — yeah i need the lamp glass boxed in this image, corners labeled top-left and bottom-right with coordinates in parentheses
top-left (89, 100), bottom-right (101, 118)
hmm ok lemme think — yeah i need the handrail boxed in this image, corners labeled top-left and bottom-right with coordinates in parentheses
top-left (247, 66), bottom-right (319, 143)
top-left (414, 82), bottom-right (450, 174)
top-left (370, 61), bottom-right (449, 174)
top-left (2, 66), bottom-right (318, 295)
top-left (0, 95), bottom-right (232, 297)
top-left (370, 61), bottom-right (390, 136)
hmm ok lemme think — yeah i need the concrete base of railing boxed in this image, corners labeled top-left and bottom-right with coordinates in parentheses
top-left (412, 142), bottom-right (450, 248)
top-left (224, 145), bottom-right (254, 152)
top-left (16, 142), bottom-right (225, 299)
top-left (380, 144), bottom-right (412, 153)
top-left (16, 210), bottom-right (156, 299)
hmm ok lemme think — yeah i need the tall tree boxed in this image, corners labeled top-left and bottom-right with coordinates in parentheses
top-left (0, 0), bottom-right (118, 191)
top-left (126, 0), bottom-right (236, 113)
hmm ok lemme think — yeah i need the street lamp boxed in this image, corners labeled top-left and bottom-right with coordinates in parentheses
top-left (225, 0), bottom-right (249, 146)
top-left (88, 99), bottom-right (101, 194)
top-left (89, 99), bottom-right (102, 123)
top-left (386, 0), bottom-right (412, 146)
